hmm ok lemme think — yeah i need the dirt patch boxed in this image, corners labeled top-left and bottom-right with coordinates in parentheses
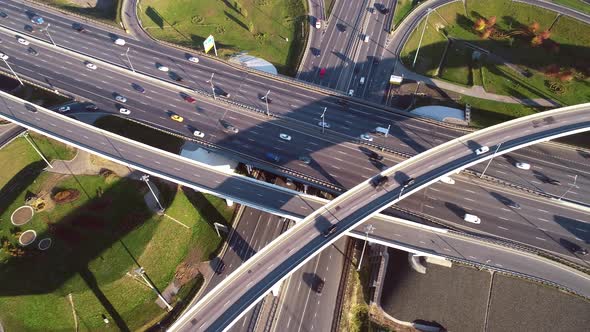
top-left (11, 206), bottom-right (34, 226)
top-left (174, 246), bottom-right (203, 286)
top-left (60, 0), bottom-right (115, 11)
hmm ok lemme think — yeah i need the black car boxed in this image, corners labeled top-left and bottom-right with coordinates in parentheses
top-left (402, 177), bottom-right (415, 187)
top-left (314, 277), bottom-right (325, 294)
top-left (25, 103), bottom-right (37, 113)
top-left (563, 240), bottom-right (588, 256)
top-left (215, 88), bottom-right (230, 98)
top-left (368, 151), bottom-right (383, 161)
top-left (215, 260), bottom-right (226, 274)
top-left (170, 72), bottom-right (183, 82)
top-left (371, 175), bottom-right (388, 187)
top-left (0, 11), bottom-right (8, 18)
top-left (24, 25), bottom-right (35, 33)
top-left (547, 178), bottom-right (561, 185)
top-left (373, 57), bottom-right (380, 65)
top-left (132, 83), bottom-right (145, 93)
top-left (27, 47), bottom-right (38, 56)
top-left (260, 95), bottom-right (272, 103)
top-left (375, 4), bottom-right (390, 14)
top-left (72, 23), bottom-right (85, 32)
top-left (298, 155), bottom-right (311, 164)
top-left (85, 103), bottom-right (98, 111)
top-left (323, 225), bottom-right (337, 238)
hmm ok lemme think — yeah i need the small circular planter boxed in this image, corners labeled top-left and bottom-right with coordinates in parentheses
top-left (19, 230), bottom-right (37, 246)
top-left (38, 238), bottom-right (52, 250)
top-left (11, 206), bottom-right (34, 226)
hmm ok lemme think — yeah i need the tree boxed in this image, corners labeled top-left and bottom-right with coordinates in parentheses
top-left (539, 30), bottom-right (551, 40)
top-left (486, 16), bottom-right (497, 28)
top-left (531, 35), bottom-right (543, 47)
top-left (481, 28), bottom-right (492, 39)
top-left (558, 70), bottom-right (574, 82)
top-left (529, 22), bottom-right (539, 33)
top-left (473, 18), bottom-right (486, 31)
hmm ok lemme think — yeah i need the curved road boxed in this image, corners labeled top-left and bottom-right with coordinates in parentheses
top-left (171, 105), bottom-right (590, 331)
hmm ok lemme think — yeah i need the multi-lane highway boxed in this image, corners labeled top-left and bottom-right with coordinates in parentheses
top-left (171, 104), bottom-right (590, 331)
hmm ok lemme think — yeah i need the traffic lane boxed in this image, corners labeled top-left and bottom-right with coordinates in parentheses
top-left (0, 95), bottom-right (327, 220)
top-left (353, 218), bottom-right (590, 295)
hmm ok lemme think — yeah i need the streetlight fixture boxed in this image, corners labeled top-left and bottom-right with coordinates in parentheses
top-left (122, 47), bottom-right (135, 72)
top-left (1, 55), bottom-right (24, 86)
top-left (140, 174), bottom-right (164, 213)
top-left (43, 23), bottom-right (56, 46)
top-left (134, 267), bottom-right (173, 311)
top-left (207, 73), bottom-right (216, 100)
top-left (357, 224), bottom-right (375, 271)
top-left (558, 175), bottom-right (578, 201)
top-left (480, 142), bottom-right (502, 178)
top-left (22, 132), bottom-right (53, 168)
top-left (320, 107), bottom-right (327, 134)
top-left (263, 89), bottom-right (271, 116)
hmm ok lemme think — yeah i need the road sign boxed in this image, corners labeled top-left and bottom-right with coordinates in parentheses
top-left (203, 35), bottom-right (217, 56)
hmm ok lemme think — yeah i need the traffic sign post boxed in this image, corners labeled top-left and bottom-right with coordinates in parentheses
top-left (203, 35), bottom-right (218, 56)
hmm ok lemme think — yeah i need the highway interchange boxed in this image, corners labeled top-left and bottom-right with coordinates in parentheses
top-left (0, 0), bottom-right (589, 330)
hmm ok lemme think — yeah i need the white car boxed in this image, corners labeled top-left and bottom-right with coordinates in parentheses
top-left (188, 56), bottom-right (199, 63)
top-left (463, 214), bottom-right (481, 224)
top-left (58, 106), bottom-right (70, 113)
top-left (279, 133), bottom-right (292, 141)
top-left (115, 95), bottom-right (127, 103)
top-left (0, 53), bottom-right (8, 60)
top-left (440, 176), bottom-right (455, 184)
top-left (475, 146), bottom-right (489, 155)
top-left (17, 37), bottom-right (29, 45)
top-left (360, 133), bottom-right (373, 142)
top-left (157, 65), bottom-right (169, 72)
top-left (318, 121), bottom-right (331, 128)
top-left (315, 19), bottom-right (321, 29)
top-left (193, 130), bottom-right (205, 138)
top-left (515, 162), bottom-right (531, 170)
top-left (85, 62), bottom-right (97, 70)
top-left (119, 108), bottom-right (130, 115)
top-left (114, 38), bottom-right (126, 46)
top-left (348, 89), bottom-right (354, 96)
top-left (363, 35), bottom-right (369, 42)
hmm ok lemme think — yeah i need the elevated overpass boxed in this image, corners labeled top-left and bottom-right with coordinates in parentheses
top-left (170, 103), bottom-right (590, 331)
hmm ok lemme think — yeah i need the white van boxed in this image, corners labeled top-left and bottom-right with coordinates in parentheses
top-left (360, 77), bottom-right (365, 85)
top-left (463, 214), bottom-right (481, 224)
top-left (114, 38), bottom-right (126, 46)
top-left (363, 35), bottom-right (369, 42)
top-left (374, 126), bottom-right (389, 136)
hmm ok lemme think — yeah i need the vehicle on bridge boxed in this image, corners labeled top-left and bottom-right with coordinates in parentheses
top-left (265, 152), bottom-right (281, 163)
top-left (323, 225), bottom-right (337, 238)
top-left (464, 214), bottom-right (481, 224)
top-left (371, 175), bottom-right (388, 188)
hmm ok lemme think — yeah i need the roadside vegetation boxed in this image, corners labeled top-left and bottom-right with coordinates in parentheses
top-left (0, 134), bottom-right (234, 330)
top-left (401, 0), bottom-right (590, 107)
top-left (138, 0), bottom-right (308, 75)
top-left (551, 0), bottom-right (590, 15)
top-left (36, 0), bottom-right (122, 25)
top-left (393, 0), bottom-right (419, 29)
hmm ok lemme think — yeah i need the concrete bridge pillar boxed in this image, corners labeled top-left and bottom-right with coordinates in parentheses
top-left (408, 253), bottom-right (427, 274)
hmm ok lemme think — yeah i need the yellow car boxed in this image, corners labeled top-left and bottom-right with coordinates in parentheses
top-left (170, 114), bottom-right (184, 122)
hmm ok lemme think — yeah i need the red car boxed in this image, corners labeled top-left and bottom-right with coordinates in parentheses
top-left (319, 68), bottom-right (326, 78)
top-left (183, 95), bottom-right (196, 104)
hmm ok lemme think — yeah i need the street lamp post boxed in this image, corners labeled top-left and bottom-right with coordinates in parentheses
top-left (412, 8), bottom-right (432, 68)
top-left (357, 224), bottom-right (375, 271)
top-left (558, 175), bottom-right (578, 200)
top-left (22, 132), bottom-right (53, 168)
top-left (320, 107), bottom-right (327, 134)
top-left (207, 73), bottom-right (216, 100)
top-left (44, 23), bottom-right (56, 46)
top-left (123, 47), bottom-right (135, 73)
top-left (1, 56), bottom-right (24, 86)
top-left (480, 142), bottom-right (502, 178)
top-left (141, 175), bottom-right (164, 213)
top-left (134, 267), bottom-right (173, 311)
top-left (263, 89), bottom-right (271, 116)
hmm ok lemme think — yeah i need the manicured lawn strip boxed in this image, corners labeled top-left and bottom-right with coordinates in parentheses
top-left (393, 0), bottom-right (416, 28)
top-left (0, 133), bottom-right (75, 188)
top-left (460, 95), bottom-right (541, 128)
top-left (324, 0), bottom-right (336, 19)
top-left (37, 0), bottom-right (121, 25)
top-left (94, 115), bottom-right (184, 153)
top-left (439, 45), bottom-right (472, 86)
top-left (138, 0), bottom-right (307, 75)
top-left (546, 0), bottom-right (590, 16)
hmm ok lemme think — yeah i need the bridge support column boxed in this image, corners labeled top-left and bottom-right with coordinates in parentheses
top-left (408, 253), bottom-right (427, 274)
top-left (225, 199), bottom-right (234, 207)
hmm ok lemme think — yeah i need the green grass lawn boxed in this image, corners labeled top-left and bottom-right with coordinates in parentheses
top-left (36, 0), bottom-right (122, 25)
top-left (401, 0), bottom-right (590, 106)
top-left (0, 133), bottom-right (76, 188)
top-left (544, 0), bottom-right (590, 16)
top-left (439, 45), bottom-right (472, 86)
top-left (0, 137), bottom-right (234, 330)
top-left (324, 0), bottom-right (336, 19)
top-left (393, 0), bottom-right (417, 29)
top-left (400, 16), bottom-right (451, 76)
top-left (94, 115), bottom-right (185, 154)
top-left (138, 0), bottom-right (307, 75)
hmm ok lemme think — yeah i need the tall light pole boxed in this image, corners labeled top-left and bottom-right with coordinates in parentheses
top-left (357, 224), bottom-right (375, 271)
top-left (1, 56), bottom-right (24, 86)
top-left (123, 47), bottom-right (135, 73)
top-left (558, 175), bottom-right (578, 200)
top-left (320, 107), bottom-right (327, 134)
top-left (43, 23), bottom-right (56, 46)
top-left (22, 132), bottom-right (53, 168)
top-left (480, 142), bottom-right (502, 178)
top-left (207, 73), bottom-right (216, 100)
top-left (141, 174), bottom-right (164, 213)
top-left (263, 89), bottom-right (271, 116)
top-left (412, 8), bottom-right (432, 68)
top-left (134, 267), bottom-right (173, 311)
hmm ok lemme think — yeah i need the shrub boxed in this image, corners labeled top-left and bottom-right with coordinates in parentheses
top-left (52, 189), bottom-right (81, 204)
